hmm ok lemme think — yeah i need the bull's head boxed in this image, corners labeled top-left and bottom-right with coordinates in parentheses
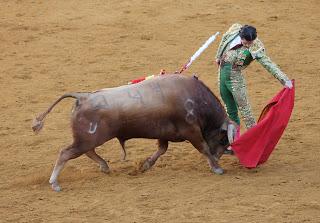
top-left (204, 119), bottom-right (237, 157)
top-left (205, 120), bottom-right (236, 157)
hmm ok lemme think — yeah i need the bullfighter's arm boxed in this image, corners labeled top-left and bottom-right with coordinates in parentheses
top-left (251, 39), bottom-right (290, 85)
top-left (257, 54), bottom-right (290, 85)
top-left (215, 34), bottom-right (228, 61)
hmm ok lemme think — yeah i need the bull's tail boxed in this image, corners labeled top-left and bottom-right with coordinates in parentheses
top-left (32, 93), bottom-right (89, 134)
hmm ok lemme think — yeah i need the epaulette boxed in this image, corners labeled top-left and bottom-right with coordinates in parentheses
top-left (226, 23), bottom-right (242, 34)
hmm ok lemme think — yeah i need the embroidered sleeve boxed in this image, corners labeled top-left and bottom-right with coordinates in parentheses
top-left (215, 35), bottom-right (227, 60)
top-left (252, 39), bottom-right (289, 85)
top-left (256, 53), bottom-right (289, 85)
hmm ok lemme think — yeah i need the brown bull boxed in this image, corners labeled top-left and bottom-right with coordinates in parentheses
top-left (32, 74), bottom-right (236, 191)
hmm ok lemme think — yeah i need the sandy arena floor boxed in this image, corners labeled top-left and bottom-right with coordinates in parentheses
top-left (0, 0), bottom-right (319, 222)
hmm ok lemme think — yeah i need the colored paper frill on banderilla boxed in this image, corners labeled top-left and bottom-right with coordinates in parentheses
top-left (231, 80), bottom-right (295, 168)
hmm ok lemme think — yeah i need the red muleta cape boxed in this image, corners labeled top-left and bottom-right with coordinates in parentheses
top-left (231, 80), bottom-right (295, 168)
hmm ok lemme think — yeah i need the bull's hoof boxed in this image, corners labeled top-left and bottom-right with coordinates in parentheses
top-left (212, 167), bottom-right (224, 175)
top-left (141, 161), bottom-right (151, 172)
top-left (139, 158), bottom-right (154, 172)
top-left (100, 165), bottom-right (110, 174)
top-left (51, 182), bottom-right (62, 192)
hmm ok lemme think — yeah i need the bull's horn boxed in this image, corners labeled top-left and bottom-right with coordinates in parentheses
top-left (227, 123), bottom-right (236, 144)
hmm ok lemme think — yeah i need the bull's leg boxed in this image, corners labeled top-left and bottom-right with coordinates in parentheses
top-left (188, 134), bottom-right (224, 175)
top-left (202, 143), bottom-right (224, 174)
top-left (49, 144), bottom-right (90, 192)
top-left (85, 150), bottom-right (110, 173)
top-left (214, 145), bottom-right (226, 160)
top-left (118, 138), bottom-right (126, 161)
top-left (141, 140), bottom-right (168, 172)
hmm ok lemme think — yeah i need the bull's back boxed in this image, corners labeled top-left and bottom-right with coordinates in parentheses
top-left (76, 75), bottom-right (224, 140)
top-left (88, 74), bottom-right (194, 114)
top-left (110, 75), bottom-right (195, 139)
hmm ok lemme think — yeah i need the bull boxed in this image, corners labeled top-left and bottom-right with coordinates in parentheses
top-left (32, 74), bottom-right (236, 191)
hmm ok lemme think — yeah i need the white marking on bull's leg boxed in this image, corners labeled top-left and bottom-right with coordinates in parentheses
top-left (88, 122), bottom-right (98, 134)
top-left (49, 161), bottom-right (65, 192)
top-left (49, 145), bottom-right (86, 192)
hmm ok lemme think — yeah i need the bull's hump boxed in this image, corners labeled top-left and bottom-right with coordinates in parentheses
top-left (85, 82), bottom-right (167, 110)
